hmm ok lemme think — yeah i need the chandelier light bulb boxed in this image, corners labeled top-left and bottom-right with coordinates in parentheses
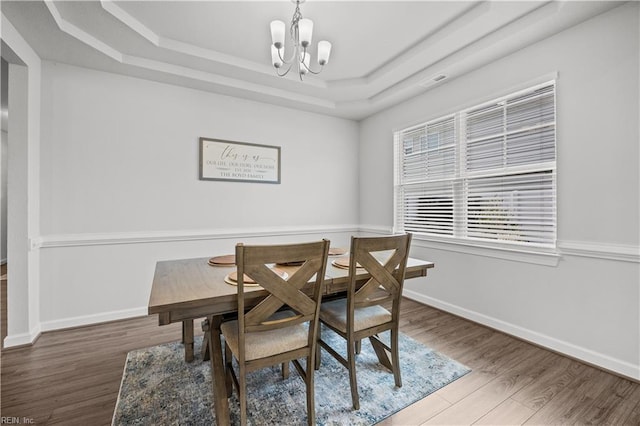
top-left (271, 45), bottom-right (283, 68)
top-left (298, 18), bottom-right (313, 48)
top-left (300, 51), bottom-right (310, 75)
top-left (270, 20), bottom-right (285, 49)
top-left (317, 40), bottom-right (331, 66)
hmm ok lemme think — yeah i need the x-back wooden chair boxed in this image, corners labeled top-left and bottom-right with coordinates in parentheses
top-left (316, 233), bottom-right (412, 410)
top-left (220, 239), bottom-right (330, 426)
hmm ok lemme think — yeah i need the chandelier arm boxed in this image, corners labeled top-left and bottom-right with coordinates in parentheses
top-left (300, 60), bottom-right (324, 75)
top-left (276, 64), bottom-right (294, 77)
top-left (277, 48), bottom-right (297, 65)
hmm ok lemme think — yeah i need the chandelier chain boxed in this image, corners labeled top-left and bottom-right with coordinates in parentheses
top-left (290, 1), bottom-right (303, 45)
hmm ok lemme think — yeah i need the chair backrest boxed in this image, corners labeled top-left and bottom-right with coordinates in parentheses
top-left (235, 239), bottom-right (330, 338)
top-left (347, 233), bottom-right (412, 316)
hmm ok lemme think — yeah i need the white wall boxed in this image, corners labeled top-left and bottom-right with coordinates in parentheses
top-left (1, 14), bottom-right (42, 348)
top-left (359, 3), bottom-right (640, 379)
top-left (38, 62), bottom-right (360, 329)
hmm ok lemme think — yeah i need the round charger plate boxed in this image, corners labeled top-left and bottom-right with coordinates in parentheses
top-left (224, 268), bottom-right (288, 287)
top-left (331, 257), bottom-right (363, 269)
top-left (208, 254), bottom-right (235, 267)
top-left (328, 247), bottom-right (347, 256)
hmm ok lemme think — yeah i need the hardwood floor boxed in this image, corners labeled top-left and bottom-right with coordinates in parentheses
top-left (2, 299), bottom-right (639, 425)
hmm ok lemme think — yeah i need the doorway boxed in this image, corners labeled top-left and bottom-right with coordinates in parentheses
top-left (0, 33), bottom-right (34, 349)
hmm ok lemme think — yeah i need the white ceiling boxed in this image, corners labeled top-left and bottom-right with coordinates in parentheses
top-left (0, 0), bottom-right (623, 120)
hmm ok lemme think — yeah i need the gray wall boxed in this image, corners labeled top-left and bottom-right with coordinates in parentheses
top-left (38, 61), bottom-right (360, 329)
top-left (358, 3), bottom-right (640, 379)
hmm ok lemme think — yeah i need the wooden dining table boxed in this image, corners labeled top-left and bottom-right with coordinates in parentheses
top-left (148, 252), bottom-right (434, 425)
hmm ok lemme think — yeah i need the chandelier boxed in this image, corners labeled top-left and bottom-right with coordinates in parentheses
top-left (269, 0), bottom-right (332, 80)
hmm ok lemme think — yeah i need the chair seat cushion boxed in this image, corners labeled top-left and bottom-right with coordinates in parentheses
top-left (319, 299), bottom-right (392, 333)
top-left (221, 310), bottom-right (309, 361)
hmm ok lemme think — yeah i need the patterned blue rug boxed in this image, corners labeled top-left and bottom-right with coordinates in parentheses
top-left (113, 327), bottom-right (470, 425)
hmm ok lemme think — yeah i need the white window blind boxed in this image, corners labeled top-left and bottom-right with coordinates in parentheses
top-left (394, 81), bottom-right (556, 248)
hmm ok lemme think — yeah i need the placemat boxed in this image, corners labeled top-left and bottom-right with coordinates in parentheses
top-left (331, 257), bottom-right (363, 269)
top-left (328, 247), bottom-right (348, 256)
top-left (225, 268), bottom-right (288, 286)
top-left (208, 254), bottom-right (235, 267)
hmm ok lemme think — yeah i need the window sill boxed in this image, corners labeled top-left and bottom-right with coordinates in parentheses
top-left (411, 234), bottom-right (561, 266)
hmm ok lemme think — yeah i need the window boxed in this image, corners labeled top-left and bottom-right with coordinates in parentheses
top-left (394, 82), bottom-right (556, 248)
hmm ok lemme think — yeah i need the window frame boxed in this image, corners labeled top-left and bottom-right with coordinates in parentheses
top-left (393, 80), bottom-right (558, 264)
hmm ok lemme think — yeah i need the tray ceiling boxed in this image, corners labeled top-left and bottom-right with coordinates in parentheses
top-left (1, 1), bottom-right (622, 120)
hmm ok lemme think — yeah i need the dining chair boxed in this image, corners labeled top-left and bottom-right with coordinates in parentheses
top-left (316, 233), bottom-right (412, 410)
top-left (221, 239), bottom-right (330, 426)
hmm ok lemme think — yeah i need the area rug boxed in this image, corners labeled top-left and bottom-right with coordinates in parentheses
top-left (113, 327), bottom-right (470, 425)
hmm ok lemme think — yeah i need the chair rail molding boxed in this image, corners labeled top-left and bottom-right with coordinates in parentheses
top-left (358, 225), bottom-right (394, 235)
top-left (35, 230), bottom-right (640, 264)
top-left (558, 240), bottom-right (640, 263)
top-left (37, 225), bottom-right (362, 248)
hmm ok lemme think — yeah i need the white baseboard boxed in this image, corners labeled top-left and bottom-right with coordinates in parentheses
top-left (39, 307), bottom-right (148, 332)
top-left (3, 324), bottom-right (41, 348)
top-left (403, 288), bottom-right (640, 381)
top-left (3, 307), bottom-right (148, 348)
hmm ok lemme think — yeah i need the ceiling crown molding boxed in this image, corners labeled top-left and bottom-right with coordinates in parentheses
top-left (101, 0), bottom-right (323, 87)
top-left (44, 0), bottom-right (335, 110)
top-left (6, 1), bottom-right (622, 120)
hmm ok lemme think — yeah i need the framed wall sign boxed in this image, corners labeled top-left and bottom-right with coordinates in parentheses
top-left (199, 138), bottom-right (281, 184)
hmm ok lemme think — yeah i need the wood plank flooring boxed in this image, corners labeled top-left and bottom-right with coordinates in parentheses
top-left (2, 298), bottom-right (639, 425)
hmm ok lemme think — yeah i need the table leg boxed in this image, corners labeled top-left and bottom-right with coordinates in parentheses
top-left (205, 315), bottom-right (230, 425)
top-left (182, 320), bottom-right (194, 362)
top-left (201, 318), bottom-right (211, 361)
